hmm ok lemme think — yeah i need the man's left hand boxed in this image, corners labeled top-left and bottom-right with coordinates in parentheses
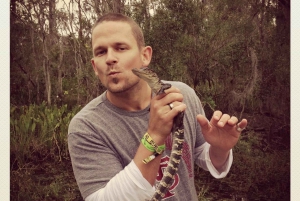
top-left (197, 110), bottom-right (248, 153)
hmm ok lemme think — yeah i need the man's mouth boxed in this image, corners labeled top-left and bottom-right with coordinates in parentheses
top-left (108, 71), bottom-right (120, 76)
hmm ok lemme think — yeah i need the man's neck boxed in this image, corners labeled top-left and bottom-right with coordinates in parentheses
top-left (106, 81), bottom-right (152, 111)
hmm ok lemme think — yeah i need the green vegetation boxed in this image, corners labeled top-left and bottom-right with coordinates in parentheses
top-left (10, 103), bottom-right (82, 200)
top-left (195, 131), bottom-right (290, 201)
top-left (10, 0), bottom-right (290, 200)
top-left (10, 104), bottom-right (290, 201)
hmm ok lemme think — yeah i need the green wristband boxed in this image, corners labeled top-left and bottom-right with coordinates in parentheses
top-left (142, 133), bottom-right (166, 154)
top-left (156, 144), bottom-right (166, 154)
top-left (141, 138), bottom-right (156, 152)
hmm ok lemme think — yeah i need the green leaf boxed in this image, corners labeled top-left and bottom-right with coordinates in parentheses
top-left (31, 122), bottom-right (36, 133)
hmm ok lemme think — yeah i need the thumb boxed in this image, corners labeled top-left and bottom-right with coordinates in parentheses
top-left (196, 114), bottom-right (211, 133)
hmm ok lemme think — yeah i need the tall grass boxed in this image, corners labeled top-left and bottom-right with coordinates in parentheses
top-left (10, 102), bottom-right (81, 170)
top-left (10, 102), bottom-right (83, 200)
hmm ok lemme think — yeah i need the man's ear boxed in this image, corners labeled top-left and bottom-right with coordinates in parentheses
top-left (141, 46), bottom-right (152, 66)
top-left (91, 59), bottom-right (98, 76)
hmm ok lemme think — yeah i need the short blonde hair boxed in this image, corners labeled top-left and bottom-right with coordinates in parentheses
top-left (92, 13), bottom-right (145, 49)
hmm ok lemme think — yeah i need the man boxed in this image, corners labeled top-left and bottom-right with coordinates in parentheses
top-left (68, 13), bottom-right (247, 201)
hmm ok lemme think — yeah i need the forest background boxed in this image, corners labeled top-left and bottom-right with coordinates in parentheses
top-left (10, 0), bottom-right (291, 200)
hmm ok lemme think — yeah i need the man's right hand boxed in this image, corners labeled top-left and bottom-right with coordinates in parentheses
top-left (146, 86), bottom-right (186, 145)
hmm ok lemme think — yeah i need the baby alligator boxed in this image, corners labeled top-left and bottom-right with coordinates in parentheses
top-left (132, 67), bottom-right (185, 201)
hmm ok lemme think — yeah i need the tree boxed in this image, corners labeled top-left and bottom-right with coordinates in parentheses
top-left (10, 0), bottom-right (290, 132)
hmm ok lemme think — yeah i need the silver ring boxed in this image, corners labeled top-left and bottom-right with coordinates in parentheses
top-left (236, 125), bottom-right (244, 132)
top-left (168, 103), bottom-right (174, 110)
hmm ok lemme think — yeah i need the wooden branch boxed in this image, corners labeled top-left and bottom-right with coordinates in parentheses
top-left (14, 60), bottom-right (36, 88)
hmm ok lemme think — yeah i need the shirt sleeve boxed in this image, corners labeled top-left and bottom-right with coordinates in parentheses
top-left (85, 160), bottom-right (155, 201)
top-left (194, 142), bottom-right (233, 178)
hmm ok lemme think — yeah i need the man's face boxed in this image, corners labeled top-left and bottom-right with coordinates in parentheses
top-left (91, 21), bottom-right (148, 94)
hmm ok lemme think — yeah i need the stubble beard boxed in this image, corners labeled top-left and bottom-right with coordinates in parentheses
top-left (106, 77), bottom-right (140, 95)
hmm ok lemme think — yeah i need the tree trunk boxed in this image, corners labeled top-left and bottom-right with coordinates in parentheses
top-left (49, 0), bottom-right (56, 36)
top-left (30, 28), bottom-right (40, 103)
top-left (33, 2), bottom-right (53, 105)
top-left (42, 45), bottom-right (52, 105)
top-left (93, 0), bottom-right (102, 17)
top-left (78, 0), bottom-right (83, 40)
top-left (112, 0), bottom-right (124, 13)
top-left (57, 37), bottom-right (64, 100)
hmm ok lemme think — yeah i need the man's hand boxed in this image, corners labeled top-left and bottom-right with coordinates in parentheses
top-left (147, 86), bottom-right (186, 145)
top-left (197, 110), bottom-right (248, 169)
top-left (134, 86), bottom-right (186, 185)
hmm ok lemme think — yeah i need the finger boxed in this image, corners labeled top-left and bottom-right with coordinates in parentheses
top-left (237, 119), bottom-right (248, 130)
top-left (150, 92), bottom-right (183, 115)
top-left (164, 86), bottom-right (181, 94)
top-left (211, 110), bottom-right (222, 123)
top-left (210, 110), bottom-right (222, 127)
top-left (159, 92), bottom-right (184, 107)
top-left (228, 116), bottom-right (239, 126)
top-left (217, 114), bottom-right (231, 127)
top-left (166, 101), bottom-right (181, 110)
top-left (197, 114), bottom-right (211, 132)
top-left (168, 102), bottom-right (175, 110)
top-left (166, 103), bottom-right (186, 119)
top-left (163, 101), bottom-right (182, 113)
top-left (155, 86), bottom-right (181, 100)
top-left (211, 110), bottom-right (231, 127)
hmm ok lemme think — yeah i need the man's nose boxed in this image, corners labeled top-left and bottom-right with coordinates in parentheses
top-left (106, 49), bottom-right (117, 65)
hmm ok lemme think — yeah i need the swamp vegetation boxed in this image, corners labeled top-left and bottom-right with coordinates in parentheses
top-left (11, 0), bottom-right (290, 200)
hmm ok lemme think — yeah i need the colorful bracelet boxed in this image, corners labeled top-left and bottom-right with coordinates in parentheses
top-left (140, 132), bottom-right (166, 164)
top-left (142, 132), bottom-right (165, 154)
top-left (142, 152), bottom-right (160, 164)
top-left (141, 138), bottom-right (156, 152)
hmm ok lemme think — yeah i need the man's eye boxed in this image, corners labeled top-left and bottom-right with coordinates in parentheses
top-left (96, 50), bottom-right (106, 56)
top-left (118, 47), bottom-right (127, 51)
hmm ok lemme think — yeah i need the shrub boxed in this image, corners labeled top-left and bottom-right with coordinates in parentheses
top-left (10, 102), bottom-right (82, 170)
top-left (195, 131), bottom-right (290, 201)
